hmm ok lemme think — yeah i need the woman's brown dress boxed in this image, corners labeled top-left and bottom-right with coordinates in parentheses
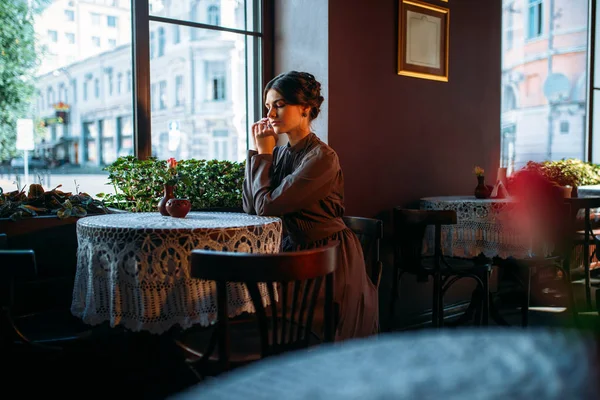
top-left (242, 133), bottom-right (379, 340)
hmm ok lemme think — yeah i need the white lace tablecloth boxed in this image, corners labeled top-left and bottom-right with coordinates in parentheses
top-left (71, 212), bottom-right (282, 334)
top-left (420, 196), bottom-right (537, 259)
top-left (171, 328), bottom-right (599, 400)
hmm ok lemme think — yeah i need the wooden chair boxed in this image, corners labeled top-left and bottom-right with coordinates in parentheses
top-left (174, 241), bottom-right (339, 378)
top-left (343, 216), bottom-right (383, 288)
top-left (390, 208), bottom-right (492, 328)
top-left (564, 197), bottom-right (600, 310)
top-left (505, 202), bottom-right (578, 327)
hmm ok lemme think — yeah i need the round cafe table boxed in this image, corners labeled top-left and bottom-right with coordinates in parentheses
top-left (420, 196), bottom-right (535, 259)
top-left (170, 328), bottom-right (599, 400)
top-left (71, 212), bottom-right (282, 334)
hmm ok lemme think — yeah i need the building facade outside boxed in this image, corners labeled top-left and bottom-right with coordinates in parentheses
top-left (32, 0), bottom-right (249, 170)
top-left (501, 0), bottom-right (589, 173)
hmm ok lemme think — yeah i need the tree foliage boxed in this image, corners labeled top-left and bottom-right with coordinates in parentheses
top-left (0, 0), bottom-right (46, 162)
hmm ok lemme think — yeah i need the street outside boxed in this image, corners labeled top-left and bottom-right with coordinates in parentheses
top-left (0, 172), bottom-right (116, 197)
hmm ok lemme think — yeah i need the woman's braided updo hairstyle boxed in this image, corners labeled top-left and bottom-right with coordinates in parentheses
top-left (264, 71), bottom-right (324, 121)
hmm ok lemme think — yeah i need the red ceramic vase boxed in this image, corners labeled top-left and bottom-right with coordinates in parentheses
top-left (166, 198), bottom-right (192, 218)
top-left (158, 184), bottom-right (175, 216)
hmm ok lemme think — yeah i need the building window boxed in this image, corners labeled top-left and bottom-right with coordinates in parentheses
top-left (191, 2), bottom-right (199, 41)
top-left (150, 31), bottom-right (155, 59)
top-left (159, 81), bottom-right (167, 110)
top-left (107, 15), bottom-right (117, 27)
top-left (527, 0), bottom-right (543, 39)
top-left (108, 74), bottom-right (113, 96)
top-left (206, 61), bottom-right (226, 101)
top-left (208, 5), bottom-right (220, 26)
top-left (212, 130), bottom-right (229, 160)
top-left (127, 70), bottom-right (132, 93)
top-left (117, 73), bottom-right (123, 94)
top-left (560, 121), bottom-right (570, 134)
top-left (173, 25), bottom-right (180, 44)
top-left (47, 87), bottom-right (54, 107)
top-left (175, 75), bottom-right (184, 106)
top-left (92, 36), bottom-right (101, 47)
top-left (91, 12), bottom-right (101, 25)
top-left (65, 32), bottom-right (75, 44)
top-left (58, 83), bottom-right (68, 104)
top-left (504, 3), bottom-right (514, 51)
top-left (48, 30), bottom-right (58, 42)
top-left (158, 27), bottom-right (165, 57)
top-left (151, 83), bottom-right (157, 111)
top-left (83, 81), bottom-right (88, 101)
top-left (108, 39), bottom-right (117, 48)
top-left (94, 78), bottom-right (100, 98)
top-left (65, 10), bottom-right (74, 21)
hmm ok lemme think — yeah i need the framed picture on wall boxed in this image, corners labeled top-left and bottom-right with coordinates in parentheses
top-left (397, 0), bottom-right (450, 82)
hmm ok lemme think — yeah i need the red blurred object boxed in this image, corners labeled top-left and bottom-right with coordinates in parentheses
top-left (507, 169), bottom-right (567, 250)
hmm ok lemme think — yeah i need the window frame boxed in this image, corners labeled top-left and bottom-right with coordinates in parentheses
top-left (131, 0), bottom-right (274, 160)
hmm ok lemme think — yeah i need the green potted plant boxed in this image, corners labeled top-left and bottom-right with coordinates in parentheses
top-left (98, 156), bottom-right (245, 213)
top-left (516, 159), bottom-right (600, 197)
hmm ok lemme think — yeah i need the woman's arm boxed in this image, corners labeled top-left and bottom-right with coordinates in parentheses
top-left (248, 147), bottom-right (339, 216)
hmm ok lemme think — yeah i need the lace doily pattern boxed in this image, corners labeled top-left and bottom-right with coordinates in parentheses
top-left (420, 196), bottom-right (537, 259)
top-left (72, 212), bottom-right (282, 334)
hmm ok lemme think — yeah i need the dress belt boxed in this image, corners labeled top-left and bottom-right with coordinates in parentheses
top-left (285, 217), bottom-right (347, 244)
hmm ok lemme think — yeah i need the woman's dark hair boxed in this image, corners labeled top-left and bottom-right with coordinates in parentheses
top-left (264, 71), bottom-right (324, 121)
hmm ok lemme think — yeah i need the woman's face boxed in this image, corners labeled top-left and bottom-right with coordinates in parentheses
top-left (264, 89), bottom-right (309, 135)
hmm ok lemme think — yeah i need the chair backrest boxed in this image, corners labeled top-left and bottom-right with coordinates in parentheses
top-left (343, 216), bottom-right (383, 287)
top-left (564, 197), bottom-right (600, 232)
top-left (0, 249), bottom-right (37, 349)
top-left (393, 208), bottom-right (457, 277)
top-left (189, 241), bottom-right (339, 368)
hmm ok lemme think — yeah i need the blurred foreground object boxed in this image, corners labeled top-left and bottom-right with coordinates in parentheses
top-left (171, 328), bottom-right (600, 400)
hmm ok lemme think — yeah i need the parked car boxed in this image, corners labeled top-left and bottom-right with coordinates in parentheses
top-left (10, 156), bottom-right (49, 169)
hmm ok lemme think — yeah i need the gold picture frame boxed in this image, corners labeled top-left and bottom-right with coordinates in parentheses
top-left (397, 0), bottom-right (450, 82)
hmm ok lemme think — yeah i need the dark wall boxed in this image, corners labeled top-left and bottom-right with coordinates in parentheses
top-left (328, 0), bottom-right (502, 327)
top-left (329, 0), bottom-right (501, 218)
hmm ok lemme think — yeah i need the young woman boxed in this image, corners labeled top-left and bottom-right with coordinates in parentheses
top-left (242, 71), bottom-right (378, 340)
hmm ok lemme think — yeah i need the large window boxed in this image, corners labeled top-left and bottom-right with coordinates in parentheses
top-left (1, 0), bottom-right (269, 197)
top-left (501, 0), bottom-right (589, 174)
top-left (148, 0), bottom-right (265, 162)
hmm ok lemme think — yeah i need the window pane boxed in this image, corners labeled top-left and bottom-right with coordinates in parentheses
top-left (501, 0), bottom-right (588, 173)
top-left (149, 20), bottom-right (256, 162)
top-left (13, 0), bottom-right (134, 197)
top-left (149, 0), bottom-right (259, 33)
top-left (592, 90), bottom-right (600, 161)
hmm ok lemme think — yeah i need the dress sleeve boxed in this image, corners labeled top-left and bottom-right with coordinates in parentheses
top-left (248, 147), bottom-right (339, 216)
top-left (242, 149), bottom-right (259, 214)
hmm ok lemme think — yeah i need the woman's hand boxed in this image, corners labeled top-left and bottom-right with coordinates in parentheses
top-left (252, 118), bottom-right (277, 155)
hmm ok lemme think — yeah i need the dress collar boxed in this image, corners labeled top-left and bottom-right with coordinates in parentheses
top-left (287, 132), bottom-right (316, 154)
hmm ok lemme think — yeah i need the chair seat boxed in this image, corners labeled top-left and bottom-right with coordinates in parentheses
top-left (12, 308), bottom-right (94, 346)
top-left (573, 230), bottom-right (600, 241)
